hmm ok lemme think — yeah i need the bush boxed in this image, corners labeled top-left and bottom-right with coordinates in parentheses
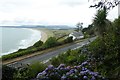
top-left (2, 65), bottom-right (17, 80)
top-left (36, 63), bottom-right (105, 80)
top-left (43, 37), bottom-right (58, 48)
top-left (14, 62), bottom-right (47, 80)
top-left (33, 40), bottom-right (43, 47)
top-left (64, 36), bottom-right (73, 43)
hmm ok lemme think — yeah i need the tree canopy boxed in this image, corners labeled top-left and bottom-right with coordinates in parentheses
top-left (90, 0), bottom-right (120, 10)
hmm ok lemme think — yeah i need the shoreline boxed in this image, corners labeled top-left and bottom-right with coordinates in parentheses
top-left (32, 28), bottom-right (54, 43)
top-left (38, 29), bottom-right (48, 43)
top-left (1, 28), bottom-right (48, 56)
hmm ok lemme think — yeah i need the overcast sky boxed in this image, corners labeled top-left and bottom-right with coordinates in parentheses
top-left (0, 0), bottom-right (118, 27)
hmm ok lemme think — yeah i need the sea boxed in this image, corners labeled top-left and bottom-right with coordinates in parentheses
top-left (0, 27), bottom-right (41, 56)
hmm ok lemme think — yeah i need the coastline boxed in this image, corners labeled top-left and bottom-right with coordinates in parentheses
top-left (39, 30), bottom-right (48, 42)
top-left (32, 28), bottom-right (54, 43)
top-left (1, 28), bottom-right (51, 56)
top-left (1, 28), bottom-right (42, 56)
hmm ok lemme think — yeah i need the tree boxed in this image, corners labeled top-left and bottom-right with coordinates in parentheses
top-left (43, 37), bottom-right (58, 48)
top-left (93, 7), bottom-right (111, 37)
top-left (64, 36), bottom-right (73, 43)
top-left (2, 65), bottom-right (16, 80)
top-left (33, 40), bottom-right (43, 47)
top-left (90, 0), bottom-right (120, 10)
top-left (76, 22), bottom-right (83, 32)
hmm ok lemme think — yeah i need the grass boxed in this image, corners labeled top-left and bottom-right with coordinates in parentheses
top-left (2, 37), bottom-right (86, 65)
top-left (37, 28), bottom-right (74, 38)
top-left (2, 28), bottom-right (76, 65)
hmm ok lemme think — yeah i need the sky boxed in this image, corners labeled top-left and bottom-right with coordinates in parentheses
top-left (0, 0), bottom-right (118, 27)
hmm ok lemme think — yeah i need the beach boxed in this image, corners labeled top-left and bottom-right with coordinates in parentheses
top-left (33, 28), bottom-right (54, 43)
top-left (1, 28), bottom-right (49, 56)
top-left (38, 29), bottom-right (48, 43)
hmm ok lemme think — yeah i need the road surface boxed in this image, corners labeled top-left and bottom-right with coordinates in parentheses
top-left (7, 37), bottom-right (96, 68)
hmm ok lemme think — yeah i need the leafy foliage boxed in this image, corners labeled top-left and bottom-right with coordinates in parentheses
top-left (13, 62), bottom-right (47, 80)
top-left (2, 36), bottom-right (73, 61)
top-left (43, 37), bottom-right (58, 48)
top-left (36, 63), bottom-right (105, 80)
top-left (90, 0), bottom-right (120, 10)
top-left (2, 65), bottom-right (17, 80)
top-left (51, 48), bottom-right (87, 67)
top-left (33, 40), bottom-right (43, 47)
top-left (93, 7), bottom-right (109, 37)
top-left (63, 36), bottom-right (73, 43)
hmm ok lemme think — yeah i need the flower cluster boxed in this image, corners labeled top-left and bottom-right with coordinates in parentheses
top-left (36, 61), bottom-right (105, 80)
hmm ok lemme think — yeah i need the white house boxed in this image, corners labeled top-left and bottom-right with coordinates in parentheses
top-left (69, 31), bottom-right (84, 40)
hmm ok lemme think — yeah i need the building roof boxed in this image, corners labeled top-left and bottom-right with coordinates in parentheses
top-left (70, 31), bottom-right (84, 37)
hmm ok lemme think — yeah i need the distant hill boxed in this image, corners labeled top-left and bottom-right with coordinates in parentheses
top-left (0, 25), bottom-right (74, 29)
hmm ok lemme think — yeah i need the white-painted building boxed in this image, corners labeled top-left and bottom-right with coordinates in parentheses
top-left (69, 31), bottom-right (84, 40)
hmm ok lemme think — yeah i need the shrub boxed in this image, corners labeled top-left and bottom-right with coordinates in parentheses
top-left (43, 37), bottom-right (58, 48)
top-left (33, 40), bottom-right (43, 47)
top-left (64, 36), bottom-right (73, 43)
top-left (2, 65), bottom-right (17, 80)
top-left (36, 62), bottom-right (105, 80)
top-left (14, 62), bottom-right (47, 80)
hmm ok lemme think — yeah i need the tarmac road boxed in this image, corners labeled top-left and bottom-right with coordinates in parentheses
top-left (7, 37), bottom-right (96, 68)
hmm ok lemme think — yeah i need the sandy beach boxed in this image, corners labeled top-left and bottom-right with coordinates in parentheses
top-left (39, 30), bottom-right (48, 42)
top-left (32, 28), bottom-right (54, 43)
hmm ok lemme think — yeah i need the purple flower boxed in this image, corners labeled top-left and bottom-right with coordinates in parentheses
top-left (61, 75), bottom-right (67, 80)
top-left (58, 64), bottom-right (65, 69)
top-left (74, 75), bottom-right (78, 78)
top-left (45, 68), bottom-right (49, 72)
top-left (83, 76), bottom-right (88, 79)
top-left (82, 67), bottom-right (86, 71)
top-left (49, 72), bottom-right (55, 76)
top-left (81, 61), bottom-right (88, 66)
top-left (66, 72), bottom-right (71, 76)
top-left (90, 72), bottom-right (98, 76)
top-left (65, 66), bottom-right (71, 71)
top-left (36, 72), bottom-right (43, 78)
top-left (80, 71), bottom-right (85, 75)
top-left (76, 65), bottom-right (81, 69)
top-left (69, 69), bottom-right (75, 74)
top-left (84, 69), bottom-right (90, 74)
top-left (91, 76), bottom-right (96, 80)
top-left (42, 71), bottom-right (46, 75)
top-left (48, 65), bottom-right (54, 70)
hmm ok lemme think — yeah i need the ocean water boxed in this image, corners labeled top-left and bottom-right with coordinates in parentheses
top-left (0, 27), bottom-right (41, 56)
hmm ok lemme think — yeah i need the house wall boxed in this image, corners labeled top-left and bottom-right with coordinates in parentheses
top-left (69, 34), bottom-right (76, 40)
top-left (69, 34), bottom-right (84, 40)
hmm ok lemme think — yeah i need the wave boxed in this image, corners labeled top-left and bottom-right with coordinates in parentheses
top-left (18, 29), bottom-right (41, 49)
top-left (1, 28), bottom-right (41, 56)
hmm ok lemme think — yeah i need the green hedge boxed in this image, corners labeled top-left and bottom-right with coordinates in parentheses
top-left (2, 36), bottom-right (74, 61)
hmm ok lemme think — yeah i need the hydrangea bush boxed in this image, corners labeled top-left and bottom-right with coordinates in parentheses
top-left (36, 61), bottom-right (106, 80)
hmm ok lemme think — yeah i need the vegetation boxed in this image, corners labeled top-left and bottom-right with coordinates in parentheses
top-left (36, 63), bottom-right (105, 80)
top-left (49, 8), bottom-right (120, 79)
top-left (43, 37), bottom-right (58, 48)
top-left (93, 7), bottom-right (112, 37)
top-left (2, 1), bottom-right (120, 79)
top-left (76, 22), bottom-right (83, 32)
top-left (2, 16), bottom-right (120, 79)
top-left (90, 0), bottom-right (120, 10)
top-left (82, 24), bottom-right (95, 38)
top-left (2, 62), bottom-right (47, 80)
top-left (2, 65), bottom-right (17, 80)
top-left (33, 40), bottom-right (43, 47)
top-left (2, 36), bottom-right (74, 61)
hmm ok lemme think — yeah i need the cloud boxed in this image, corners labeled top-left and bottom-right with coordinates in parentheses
top-left (0, 0), bottom-right (118, 26)
top-left (60, 0), bottom-right (88, 7)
